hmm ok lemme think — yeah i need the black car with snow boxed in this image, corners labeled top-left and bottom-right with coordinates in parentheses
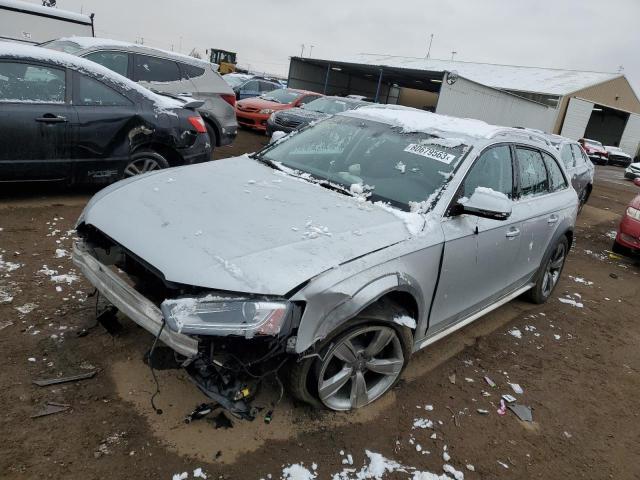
top-left (266, 96), bottom-right (369, 136)
top-left (0, 43), bottom-right (210, 185)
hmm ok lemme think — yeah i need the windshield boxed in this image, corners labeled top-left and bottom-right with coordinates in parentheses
top-left (40, 39), bottom-right (83, 54)
top-left (223, 74), bottom-right (250, 88)
top-left (258, 116), bottom-right (469, 211)
top-left (261, 89), bottom-right (301, 104)
top-left (303, 97), bottom-right (356, 114)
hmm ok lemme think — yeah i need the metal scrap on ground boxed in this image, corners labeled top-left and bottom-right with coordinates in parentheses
top-left (33, 370), bottom-right (97, 387)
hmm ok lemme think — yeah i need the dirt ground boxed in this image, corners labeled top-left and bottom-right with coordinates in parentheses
top-left (1, 131), bottom-right (639, 480)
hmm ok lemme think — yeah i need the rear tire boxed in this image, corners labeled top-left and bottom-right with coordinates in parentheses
top-left (527, 236), bottom-right (569, 304)
top-left (287, 301), bottom-right (413, 411)
top-left (205, 123), bottom-right (217, 158)
top-left (123, 150), bottom-right (169, 178)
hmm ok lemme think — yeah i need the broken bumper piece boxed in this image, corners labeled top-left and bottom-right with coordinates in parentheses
top-left (72, 241), bottom-right (198, 358)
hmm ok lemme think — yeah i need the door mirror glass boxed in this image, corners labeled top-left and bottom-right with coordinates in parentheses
top-left (458, 187), bottom-right (513, 220)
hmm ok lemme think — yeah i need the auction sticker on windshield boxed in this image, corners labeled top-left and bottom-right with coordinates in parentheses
top-left (404, 144), bottom-right (456, 164)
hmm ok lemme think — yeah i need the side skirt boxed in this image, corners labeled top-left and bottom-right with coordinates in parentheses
top-left (414, 282), bottom-right (534, 352)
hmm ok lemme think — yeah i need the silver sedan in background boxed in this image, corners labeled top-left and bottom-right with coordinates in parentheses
top-left (73, 106), bottom-right (578, 415)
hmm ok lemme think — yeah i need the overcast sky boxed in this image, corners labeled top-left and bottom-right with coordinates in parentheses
top-left (34, 0), bottom-right (640, 93)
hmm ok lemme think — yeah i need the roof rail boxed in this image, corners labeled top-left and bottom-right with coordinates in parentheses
top-left (489, 128), bottom-right (552, 147)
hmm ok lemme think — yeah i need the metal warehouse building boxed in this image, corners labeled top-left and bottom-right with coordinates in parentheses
top-left (287, 54), bottom-right (640, 157)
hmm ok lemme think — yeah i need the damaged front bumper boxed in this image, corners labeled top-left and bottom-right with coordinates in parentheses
top-left (72, 241), bottom-right (199, 358)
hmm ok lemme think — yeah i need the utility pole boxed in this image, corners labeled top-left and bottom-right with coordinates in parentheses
top-left (425, 34), bottom-right (434, 59)
top-left (309, 45), bottom-right (315, 57)
top-left (451, 50), bottom-right (457, 61)
top-left (300, 44), bottom-right (305, 57)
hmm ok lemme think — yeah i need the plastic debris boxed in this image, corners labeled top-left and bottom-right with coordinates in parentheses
top-left (497, 399), bottom-right (507, 416)
top-left (33, 370), bottom-right (97, 387)
top-left (501, 394), bottom-right (517, 403)
top-left (484, 376), bottom-right (496, 387)
top-left (31, 401), bottom-right (70, 418)
top-left (448, 373), bottom-right (456, 384)
top-left (509, 383), bottom-right (523, 395)
top-left (477, 409), bottom-right (489, 415)
top-left (508, 404), bottom-right (533, 422)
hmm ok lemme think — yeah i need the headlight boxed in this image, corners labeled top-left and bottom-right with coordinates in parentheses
top-left (161, 296), bottom-right (289, 338)
top-left (627, 206), bottom-right (640, 221)
top-left (260, 108), bottom-right (275, 114)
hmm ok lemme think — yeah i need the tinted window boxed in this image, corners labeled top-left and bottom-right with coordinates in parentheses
top-left (463, 145), bottom-right (513, 198)
top-left (560, 144), bottom-right (574, 169)
top-left (259, 81), bottom-right (278, 93)
top-left (542, 152), bottom-right (568, 192)
top-left (76, 75), bottom-right (130, 106)
top-left (242, 80), bottom-right (259, 92)
top-left (299, 94), bottom-right (321, 105)
top-left (0, 62), bottom-right (65, 103)
top-left (84, 51), bottom-right (129, 77)
top-left (516, 148), bottom-right (549, 198)
top-left (181, 63), bottom-right (205, 79)
top-left (570, 144), bottom-right (584, 164)
top-left (134, 55), bottom-right (181, 82)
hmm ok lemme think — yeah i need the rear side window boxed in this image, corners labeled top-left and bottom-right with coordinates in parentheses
top-left (570, 144), bottom-right (584, 164)
top-left (542, 152), bottom-right (568, 192)
top-left (516, 147), bottom-right (549, 198)
top-left (75, 74), bottom-right (131, 107)
top-left (463, 145), bottom-right (513, 198)
top-left (84, 51), bottom-right (129, 77)
top-left (560, 144), bottom-right (574, 169)
top-left (180, 63), bottom-right (205, 79)
top-left (259, 81), bottom-right (278, 93)
top-left (134, 55), bottom-right (181, 82)
top-left (299, 94), bottom-right (321, 105)
top-left (0, 62), bottom-right (65, 103)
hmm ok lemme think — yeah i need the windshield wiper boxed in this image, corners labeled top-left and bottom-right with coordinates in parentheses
top-left (251, 153), bottom-right (283, 172)
top-left (315, 179), bottom-right (355, 197)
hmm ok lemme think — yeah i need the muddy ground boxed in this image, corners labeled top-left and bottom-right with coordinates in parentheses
top-left (1, 131), bottom-right (639, 480)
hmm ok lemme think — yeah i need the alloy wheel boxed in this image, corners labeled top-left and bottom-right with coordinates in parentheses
top-left (541, 242), bottom-right (566, 298)
top-left (317, 325), bottom-right (405, 411)
top-left (124, 157), bottom-right (162, 177)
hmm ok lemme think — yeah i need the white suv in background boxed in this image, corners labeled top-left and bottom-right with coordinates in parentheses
top-left (42, 37), bottom-right (238, 153)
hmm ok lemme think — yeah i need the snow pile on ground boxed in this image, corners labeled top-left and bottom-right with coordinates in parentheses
top-left (508, 328), bottom-right (522, 339)
top-left (0, 255), bottom-right (22, 273)
top-left (281, 463), bottom-right (317, 480)
top-left (394, 314), bottom-right (417, 329)
top-left (559, 294), bottom-right (584, 308)
top-left (568, 275), bottom-right (593, 286)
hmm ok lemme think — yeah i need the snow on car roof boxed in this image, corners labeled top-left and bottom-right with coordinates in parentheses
top-left (0, 42), bottom-right (183, 111)
top-left (344, 104), bottom-right (506, 140)
top-left (0, 0), bottom-right (91, 24)
top-left (53, 36), bottom-right (212, 68)
top-left (319, 53), bottom-right (621, 96)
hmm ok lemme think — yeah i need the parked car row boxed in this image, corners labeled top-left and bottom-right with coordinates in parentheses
top-left (0, 42), bottom-right (211, 184)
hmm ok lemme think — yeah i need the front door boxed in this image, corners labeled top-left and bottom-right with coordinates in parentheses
top-left (430, 144), bottom-right (522, 331)
top-left (0, 61), bottom-right (73, 182)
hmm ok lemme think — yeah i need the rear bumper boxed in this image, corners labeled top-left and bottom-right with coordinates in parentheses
top-left (609, 156), bottom-right (632, 167)
top-left (72, 241), bottom-right (199, 357)
top-left (181, 133), bottom-right (212, 164)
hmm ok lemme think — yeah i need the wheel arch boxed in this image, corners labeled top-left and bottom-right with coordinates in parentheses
top-left (132, 142), bottom-right (183, 167)
top-left (201, 113), bottom-right (221, 146)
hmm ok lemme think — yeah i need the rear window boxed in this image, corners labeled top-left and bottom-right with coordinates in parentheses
top-left (134, 54), bottom-right (181, 82)
top-left (40, 39), bottom-right (83, 54)
top-left (181, 63), bottom-right (205, 79)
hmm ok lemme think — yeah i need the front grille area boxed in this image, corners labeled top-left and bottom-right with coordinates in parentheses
top-left (237, 105), bottom-right (260, 113)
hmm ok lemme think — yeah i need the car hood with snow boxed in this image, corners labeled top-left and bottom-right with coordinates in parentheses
top-left (80, 156), bottom-right (413, 296)
top-left (236, 97), bottom-right (293, 111)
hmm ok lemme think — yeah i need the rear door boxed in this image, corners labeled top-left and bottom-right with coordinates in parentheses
top-left (512, 146), bottom-right (566, 281)
top-left (431, 144), bottom-right (522, 330)
top-left (69, 71), bottom-right (137, 184)
top-left (0, 60), bottom-right (73, 181)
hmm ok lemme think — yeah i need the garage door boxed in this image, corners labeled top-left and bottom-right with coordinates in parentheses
top-left (560, 97), bottom-right (594, 140)
top-left (619, 113), bottom-right (640, 157)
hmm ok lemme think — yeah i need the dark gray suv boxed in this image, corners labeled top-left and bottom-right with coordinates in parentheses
top-left (42, 37), bottom-right (238, 153)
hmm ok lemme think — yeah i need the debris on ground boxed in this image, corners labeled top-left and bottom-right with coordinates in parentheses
top-left (448, 373), bottom-right (456, 384)
top-left (508, 404), bottom-right (533, 422)
top-left (483, 376), bottom-right (496, 387)
top-left (31, 401), bottom-right (71, 418)
top-left (33, 370), bottom-right (97, 387)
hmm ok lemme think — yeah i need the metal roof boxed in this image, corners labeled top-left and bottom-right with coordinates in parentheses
top-left (0, 0), bottom-right (91, 24)
top-left (313, 53), bottom-right (622, 96)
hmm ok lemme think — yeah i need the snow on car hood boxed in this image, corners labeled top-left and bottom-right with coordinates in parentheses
top-left (82, 156), bottom-right (412, 296)
top-left (237, 98), bottom-right (293, 111)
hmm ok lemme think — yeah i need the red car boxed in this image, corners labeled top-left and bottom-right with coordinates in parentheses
top-left (579, 138), bottom-right (609, 165)
top-left (613, 178), bottom-right (640, 255)
top-left (235, 88), bottom-right (322, 132)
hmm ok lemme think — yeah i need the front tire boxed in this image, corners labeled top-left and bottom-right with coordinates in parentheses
top-left (287, 306), bottom-right (413, 411)
top-left (527, 236), bottom-right (569, 304)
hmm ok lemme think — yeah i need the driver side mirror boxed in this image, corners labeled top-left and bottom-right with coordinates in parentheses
top-left (455, 188), bottom-right (513, 221)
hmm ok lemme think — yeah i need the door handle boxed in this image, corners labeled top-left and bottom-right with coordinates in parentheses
top-left (505, 228), bottom-right (520, 238)
top-left (35, 114), bottom-right (67, 123)
top-left (548, 214), bottom-right (559, 225)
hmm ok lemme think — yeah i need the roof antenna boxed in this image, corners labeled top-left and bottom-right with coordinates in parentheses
top-left (425, 34), bottom-right (434, 59)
